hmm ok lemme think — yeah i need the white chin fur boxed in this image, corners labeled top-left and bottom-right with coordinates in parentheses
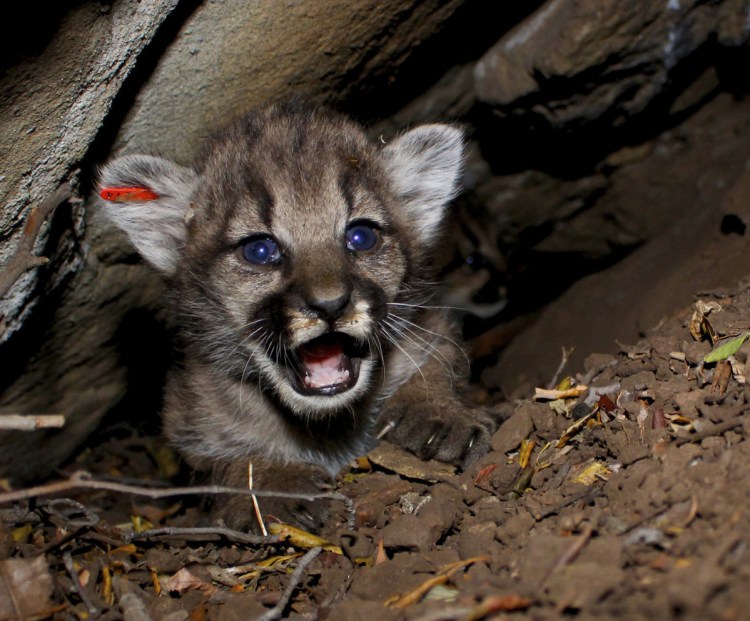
top-left (257, 354), bottom-right (376, 417)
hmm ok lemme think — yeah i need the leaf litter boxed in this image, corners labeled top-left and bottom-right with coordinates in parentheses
top-left (4, 286), bottom-right (750, 619)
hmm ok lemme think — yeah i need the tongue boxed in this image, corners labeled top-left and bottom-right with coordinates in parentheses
top-left (300, 341), bottom-right (350, 389)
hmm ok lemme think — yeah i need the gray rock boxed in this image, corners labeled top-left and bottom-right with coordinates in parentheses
top-left (115, 0), bottom-right (467, 162)
top-left (491, 402), bottom-right (536, 455)
top-left (474, 0), bottom-right (750, 126)
top-left (0, 0), bottom-right (180, 341)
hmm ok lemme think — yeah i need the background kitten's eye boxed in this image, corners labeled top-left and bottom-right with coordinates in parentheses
top-left (345, 223), bottom-right (379, 252)
top-left (241, 237), bottom-right (281, 265)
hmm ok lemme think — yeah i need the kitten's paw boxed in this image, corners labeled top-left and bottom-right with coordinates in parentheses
top-left (380, 404), bottom-right (495, 469)
top-left (203, 461), bottom-right (335, 533)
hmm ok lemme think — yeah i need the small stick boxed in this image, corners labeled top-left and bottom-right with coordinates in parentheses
top-left (249, 462), bottom-right (268, 536)
top-left (112, 575), bottom-right (153, 621)
top-left (63, 552), bottom-right (99, 616)
top-left (529, 486), bottom-right (602, 521)
top-left (0, 183), bottom-right (72, 299)
top-left (537, 523), bottom-right (594, 587)
top-left (0, 470), bottom-right (356, 526)
top-left (548, 346), bottom-right (574, 389)
top-left (551, 523), bottom-right (593, 571)
top-left (126, 526), bottom-right (276, 546)
top-left (255, 547), bottom-right (322, 621)
top-left (675, 415), bottom-right (745, 446)
top-left (0, 415), bottom-right (65, 431)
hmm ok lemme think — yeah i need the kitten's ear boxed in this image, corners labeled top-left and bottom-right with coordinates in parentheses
top-left (98, 154), bottom-right (198, 276)
top-left (382, 124), bottom-right (464, 245)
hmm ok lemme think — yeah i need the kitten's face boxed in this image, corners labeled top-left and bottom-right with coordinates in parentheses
top-left (180, 114), bottom-right (410, 414)
top-left (99, 105), bottom-right (463, 419)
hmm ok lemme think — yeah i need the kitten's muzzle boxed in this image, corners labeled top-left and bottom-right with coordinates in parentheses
top-left (288, 332), bottom-right (367, 396)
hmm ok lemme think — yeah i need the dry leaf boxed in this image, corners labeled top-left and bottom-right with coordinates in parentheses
top-left (0, 556), bottom-right (54, 621)
top-left (267, 523), bottom-right (342, 554)
top-left (556, 409), bottom-right (598, 448)
top-left (354, 456), bottom-right (372, 470)
top-left (597, 394), bottom-right (617, 412)
top-left (374, 539), bottom-right (388, 566)
top-left (652, 407), bottom-right (667, 430)
top-left (711, 359), bottom-right (732, 394)
top-left (11, 524), bottom-right (32, 543)
top-left (556, 376), bottom-right (574, 391)
top-left (548, 399), bottom-right (569, 416)
top-left (130, 515), bottom-right (154, 533)
top-left (463, 595), bottom-right (533, 620)
top-left (569, 461), bottom-right (611, 485)
top-left (166, 566), bottom-right (218, 596)
top-left (689, 301), bottom-right (721, 343)
top-left (148, 566), bottom-right (162, 597)
top-left (230, 553), bottom-right (302, 580)
top-left (509, 467), bottom-right (535, 499)
top-left (729, 356), bottom-right (746, 384)
top-left (424, 584), bottom-right (459, 602)
top-left (518, 439), bottom-right (535, 469)
top-left (110, 544), bottom-right (138, 555)
top-left (474, 463), bottom-right (498, 486)
top-left (102, 565), bottom-right (113, 605)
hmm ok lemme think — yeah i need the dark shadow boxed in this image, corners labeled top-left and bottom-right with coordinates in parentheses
top-left (336, 1), bottom-right (547, 123)
top-left (0, 0), bottom-right (85, 75)
top-left (91, 307), bottom-right (173, 440)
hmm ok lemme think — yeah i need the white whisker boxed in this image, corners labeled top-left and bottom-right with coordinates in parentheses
top-left (379, 322), bottom-right (427, 388)
top-left (384, 316), bottom-right (456, 386)
top-left (388, 301), bottom-right (465, 313)
top-left (368, 333), bottom-right (387, 388)
top-left (388, 311), bottom-right (470, 370)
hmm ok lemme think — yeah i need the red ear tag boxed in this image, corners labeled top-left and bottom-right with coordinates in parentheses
top-left (99, 187), bottom-right (160, 202)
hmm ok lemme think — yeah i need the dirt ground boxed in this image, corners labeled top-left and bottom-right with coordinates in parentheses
top-left (2, 275), bottom-right (750, 620)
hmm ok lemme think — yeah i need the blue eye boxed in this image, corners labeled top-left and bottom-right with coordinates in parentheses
top-left (345, 223), bottom-right (379, 252)
top-left (241, 237), bottom-right (281, 265)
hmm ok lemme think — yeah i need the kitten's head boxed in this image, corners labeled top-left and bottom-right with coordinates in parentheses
top-left (99, 104), bottom-right (463, 418)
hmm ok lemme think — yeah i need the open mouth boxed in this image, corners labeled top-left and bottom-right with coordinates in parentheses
top-left (288, 332), bottom-right (367, 396)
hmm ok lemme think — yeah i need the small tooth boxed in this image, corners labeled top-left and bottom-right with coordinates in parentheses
top-left (343, 370), bottom-right (350, 379)
top-left (304, 376), bottom-right (311, 386)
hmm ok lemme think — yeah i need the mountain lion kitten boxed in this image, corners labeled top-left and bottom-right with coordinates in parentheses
top-left (99, 103), bottom-right (498, 530)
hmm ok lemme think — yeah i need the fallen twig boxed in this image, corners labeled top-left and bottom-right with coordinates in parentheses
top-left (0, 183), bottom-right (72, 299)
top-left (542, 523), bottom-right (594, 584)
top-left (112, 575), bottom-right (153, 621)
top-left (412, 594), bottom-right (532, 621)
top-left (534, 384), bottom-right (588, 401)
top-left (0, 470), bottom-right (356, 527)
top-left (255, 546), bottom-right (322, 621)
top-left (548, 346), bottom-right (575, 389)
top-left (675, 415), bottom-right (745, 446)
top-left (0, 414), bottom-right (65, 431)
top-left (248, 462), bottom-right (268, 536)
top-left (528, 486), bottom-right (602, 521)
top-left (63, 551), bottom-right (99, 616)
top-left (387, 557), bottom-right (489, 609)
top-left (125, 526), bottom-right (277, 546)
